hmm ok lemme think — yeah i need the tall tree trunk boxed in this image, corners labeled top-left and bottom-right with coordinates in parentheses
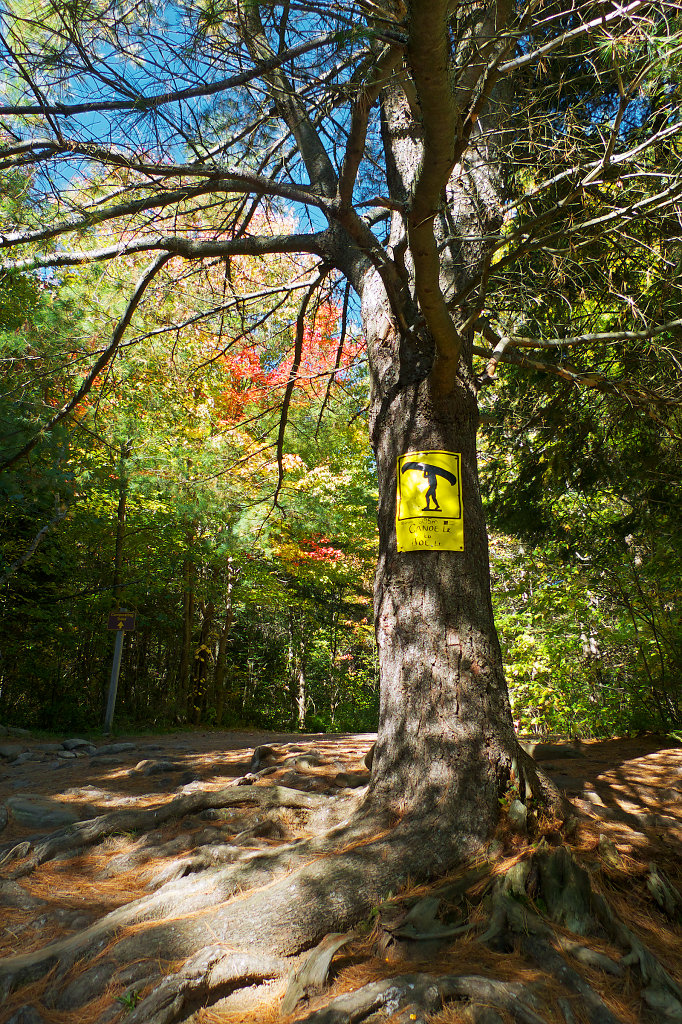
top-left (366, 324), bottom-right (516, 849)
top-left (328, 588), bottom-right (341, 729)
top-left (212, 624), bottom-right (230, 725)
top-left (189, 599), bottom-right (215, 725)
top-left (287, 610), bottom-right (308, 730)
top-left (286, 610), bottom-right (308, 730)
top-left (176, 546), bottom-right (195, 719)
top-left (212, 561), bottom-right (235, 726)
top-left (356, 67), bottom-right (518, 852)
top-left (287, 611), bottom-right (296, 729)
top-left (295, 622), bottom-right (307, 732)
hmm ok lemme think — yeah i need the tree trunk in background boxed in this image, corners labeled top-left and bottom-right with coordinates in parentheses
top-left (213, 560), bottom-right (235, 725)
top-left (190, 599), bottom-right (215, 725)
top-left (295, 626), bottom-right (307, 731)
top-left (287, 612), bottom-right (296, 728)
top-left (328, 588), bottom-right (341, 728)
top-left (287, 610), bottom-right (308, 731)
top-left (177, 547), bottom-right (195, 719)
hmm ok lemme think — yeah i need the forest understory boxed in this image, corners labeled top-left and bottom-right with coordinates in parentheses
top-left (0, 729), bottom-right (681, 1024)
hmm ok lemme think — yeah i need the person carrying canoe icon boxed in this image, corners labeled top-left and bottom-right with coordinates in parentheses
top-left (422, 465), bottom-right (441, 511)
top-left (401, 459), bottom-right (458, 513)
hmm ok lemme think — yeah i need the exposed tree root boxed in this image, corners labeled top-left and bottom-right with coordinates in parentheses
top-left (282, 933), bottom-right (355, 1015)
top-left (513, 742), bottom-right (571, 819)
top-left (291, 973), bottom-right (549, 1024)
top-left (590, 884), bottom-right (682, 1014)
top-left (1, 741), bottom-right (681, 1024)
top-left (519, 935), bottom-right (623, 1024)
top-left (118, 946), bottom-right (286, 1024)
top-left (0, 801), bottom-right (404, 997)
top-left (2, 783), bottom-right (340, 879)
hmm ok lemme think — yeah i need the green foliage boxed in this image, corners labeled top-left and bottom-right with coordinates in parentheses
top-left (117, 990), bottom-right (141, 1012)
top-left (491, 533), bottom-right (635, 736)
top-left (482, 358), bottom-right (682, 735)
top-left (0, 184), bottom-right (379, 733)
top-left (0, 270), bottom-right (39, 331)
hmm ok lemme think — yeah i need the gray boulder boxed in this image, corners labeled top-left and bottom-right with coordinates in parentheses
top-left (7, 794), bottom-right (86, 829)
top-left (0, 744), bottom-right (26, 760)
top-left (62, 738), bottom-right (94, 751)
top-left (14, 751), bottom-right (42, 765)
top-left (93, 742), bottom-right (136, 755)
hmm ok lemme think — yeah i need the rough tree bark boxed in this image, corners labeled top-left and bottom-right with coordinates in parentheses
top-left (355, 4), bottom-right (524, 848)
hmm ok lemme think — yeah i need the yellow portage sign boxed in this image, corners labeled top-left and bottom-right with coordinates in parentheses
top-left (396, 450), bottom-right (463, 552)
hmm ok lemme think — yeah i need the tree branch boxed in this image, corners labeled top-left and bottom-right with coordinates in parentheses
top-left (3, 231), bottom-right (329, 272)
top-left (0, 32), bottom-right (343, 116)
top-left (498, 0), bottom-right (650, 76)
top-left (406, 0), bottom-right (464, 387)
top-left (338, 43), bottom-right (404, 204)
top-left (0, 178), bottom-right (327, 250)
top-left (472, 344), bottom-right (681, 413)
top-left (0, 500), bottom-right (67, 584)
top-left (483, 318), bottom-right (682, 351)
top-left (273, 270), bottom-right (330, 506)
top-left (239, 5), bottom-right (338, 198)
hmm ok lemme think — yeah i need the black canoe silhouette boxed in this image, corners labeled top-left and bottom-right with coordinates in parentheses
top-left (401, 461), bottom-right (458, 487)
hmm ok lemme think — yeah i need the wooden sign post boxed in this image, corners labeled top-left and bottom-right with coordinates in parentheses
top-left (104, 610), bottom-right (136, 733)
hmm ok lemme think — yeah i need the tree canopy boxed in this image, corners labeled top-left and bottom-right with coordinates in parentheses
top-left (1, 1), bottom-right (680, 430)
top-left (1, 3), bottom-right (682, 1018)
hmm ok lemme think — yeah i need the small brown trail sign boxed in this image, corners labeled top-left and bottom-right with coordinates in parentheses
top-left (396, 450), bottom-right (463, 552)
top-left (107, 611), bottom-right (136, 631)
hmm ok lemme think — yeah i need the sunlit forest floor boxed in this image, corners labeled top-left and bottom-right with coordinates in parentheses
top-left (1, 729), bottom-right (681, 1023)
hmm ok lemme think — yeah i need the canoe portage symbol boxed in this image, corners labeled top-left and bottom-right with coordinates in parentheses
top-left (400, 461), bottom-right (458, 512)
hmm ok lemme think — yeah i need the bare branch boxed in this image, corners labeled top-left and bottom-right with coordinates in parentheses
top-left (0, 500), bottom-right (67, 584)
top-left (498, 1), bottom-right (650, 76)
top-left (0, 32), bottom-right (342, 117)
top-left (3, 231), bottom-right (329, 272)
top-left (274, 269), bottom-right (330, 505)
top-left (239, 5), bottom-right (338, 198)
top-left (488, 319), bottom-right (682, 351)
top-left (338, 43), bottom-right (403, 204)
top-left (473, 342), bottom-right (679, 413)
top-left (0, 178), bottom-right (328, 250)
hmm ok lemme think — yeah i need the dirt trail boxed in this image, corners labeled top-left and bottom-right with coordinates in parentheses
top-left (0, 729), bottom-right (681, 1024)
top-left (0, 729), bottom-right (376, 847)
